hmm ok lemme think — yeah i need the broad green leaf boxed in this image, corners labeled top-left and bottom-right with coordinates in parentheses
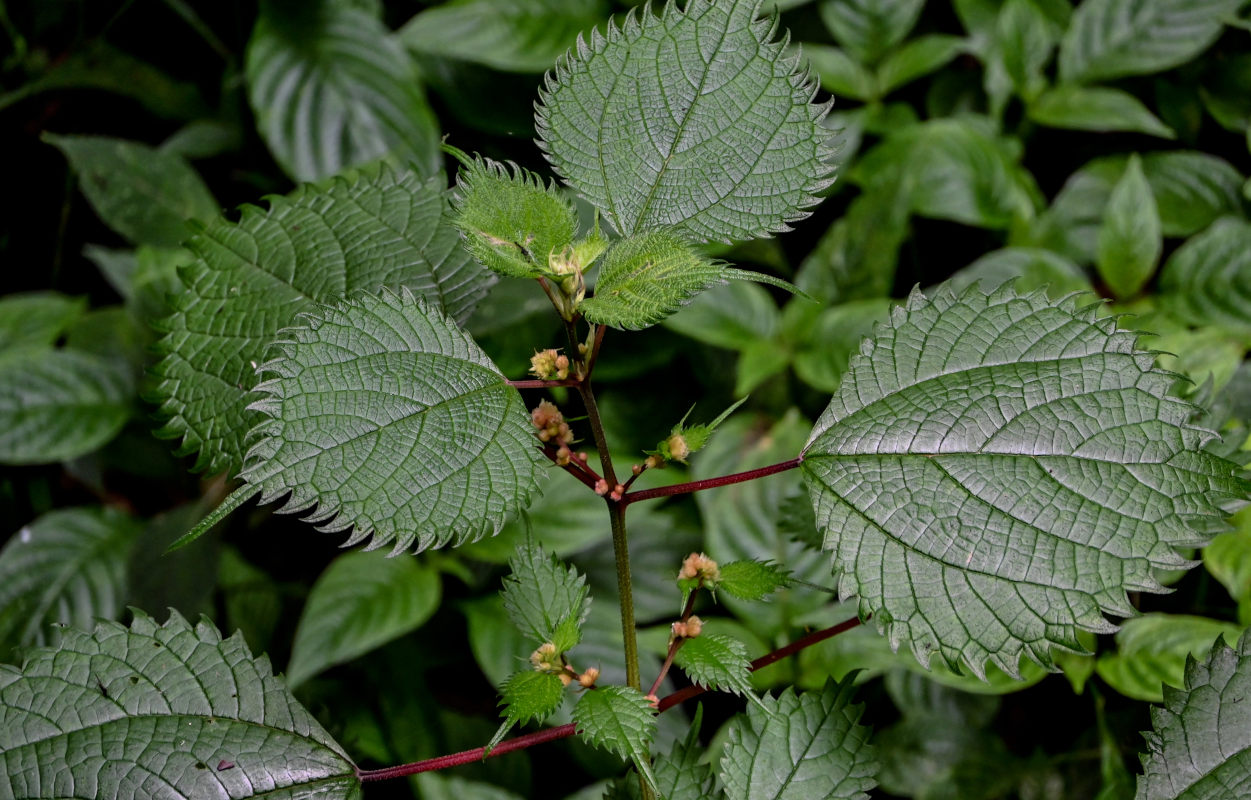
top-left (1058, 0), bottom-right (1243, 85)
top-left (1029, 87), bottom-right (1176, 139)
top-left (875, 35), bottom-right (966, 96)
top-left (985, 0), bottom-right (1057, 112)
top-left (1096, 613), bottom-right (1245, 703)
top-left (663, 281), bottom-right (780, 351)
top-left (0, 508), bottom-right (140, 660)
top-left (0, 611), bottom-right (361, 799)
top-left (0, 292), bottom-right (84, 349)
top-left (805, 45), bottom-right (878, 102)
top-left (653, 706), bottom-right (717, 800)
top-left (245, 2), bottom-right (440, 182)
top-left (450, 155), bottom-right (579, 279)
top-left (502, 541), bottom-right (591, 650)
top-left (218, 546), bottom-right (282, 656)
top-left (819, 0), bottom-right (924, 65)
top-left (802, 284), bottom-right (1247, 675)
top-left (1159, 218), bottom-right (1251, 341)
top-left (45, 134), bottom-right (217, 248)
top-left (399, 0), bottom-right (607, 73)
top-left (792, 298), bottom-right (893, 394)
top-left (232, 289), bottom-right (545, 554)
top-left (1137, 630), bottom-right (1251, 799)
top-left (850, 118), bottom-right (1037, 230)
top-left (286, 549), bottom-right (442, 688)
top-left (151, 165), bottom-right (486, 476)
top-left (582, 231), bottom-right (728, 330)
top-left (573, 686), bottom-right (658, 791)
top-left (943, 247), bottom-right (1094, 301)
top-left (464, 596), bottom-right (536, 688)
top-left (1097, 155), bottom-right (1162, 299)
top-left (1204, 506), bottom-right (1251, 623)
top-left (795, 180), bottom-right (910, 304)
top-left (721, 678), bottom-right (877, 800)
top-left (718, 560), bottom-right (791, 601)
top-left (1199, 52), bottom-right (1251, 134)
top-left (0, 348), bottom-right (132, 465)
top-left (674, 632), bottom-right (756, 698)
top-left (537, 0), bottom-right (833, 243)
top-left (490, 670), bottom-right (567, 750)
top-left (161, 119), bottom-right (244, 160)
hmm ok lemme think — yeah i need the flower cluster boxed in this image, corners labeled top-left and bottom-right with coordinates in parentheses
top-left (531, 400), bottom-right (575, 465)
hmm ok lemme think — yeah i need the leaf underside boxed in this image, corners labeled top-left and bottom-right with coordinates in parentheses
top-left (151, 165), bottom-right (488, 477)
top-left (802, 284), bottom-right (1247, 677)
top-left (1137, 630), bottom-right (1251, 799)
top-left (536, 0), bottom-right (833, 243)
top-left (241, 289), bottom-right (546, 555)
top-left (0, 611), bottom-right (360, 800)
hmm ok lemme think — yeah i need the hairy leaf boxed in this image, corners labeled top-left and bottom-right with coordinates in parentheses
top-left (502, 541), bottom-right (591, 650)
top-left (802, 284), bottom-right (1247, 675)
top-left (1029, 87), bottom-right (1176, 139)
top-left (1096, 154), bottom-right (1161, 299)
top-left (537, 0), bottom-right (833, 243)
top-left (583, 231), bottom-right (729, 330)
top-left (674, 632), bottom-right (755, 698)
top-left (45, 134), bottom-right (217, 248)
top-left (1159, 218), bottom-right (1251, 341)
top-left (0, 508), bottom-right (140, 660)
top-left (489, 670), bottom-right (567, 750)
top-left (653, 706), bottom-right (718, 800)
top-left (0, 292), bottom-right (85, 350)
top-left (151, 165), bottom-right (486, 476)
top-left (721, 678), bottom-right (877, 800)
top-left (399, 0), bottom-right (607, 73)
top-left (819, 0), bottom-right (924, 65)
top-left (1137, 630), bottom-right (1251, 799)
top-left (1058, 0), bottom-right (1242, 84)
top-left (450, 154), bottom-right (579, 279)
top-left (573, 686), bottom-right (658, 790)
top-left (0, 611), bottom-right (361, 799)
top-left (246, 2), bottom-right (440, 181)
top-left (287, 550), bottom-right (442, 688)
top-left (717, 560), bottom-right (791, 601)
top-left (0, 348), bottom-right (132, 465)
top-left (1096, 613), bottom-right (1244, 703)
top-left (235, 289), bottom-right (545, 554)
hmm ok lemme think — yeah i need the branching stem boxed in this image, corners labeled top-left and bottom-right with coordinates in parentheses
top-left (355, 615), bottom-right (864, 783)
top-left (621, 457), bottom-right (803, 506)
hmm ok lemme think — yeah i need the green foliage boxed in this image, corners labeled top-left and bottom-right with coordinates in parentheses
top-left (1137, 630), bottom-right (1251, 799)
top-left (151, 165), bottom-right (486, 475)
top-left (1096, 155), bottom-right (1162, 299)
top-left (237, 289), bottom-right (545, 553)
top-left (674, 632), bottom-right (756, 698)
top-left (286, 549), bottom-right (442, 688)
top-left (0, 612), bottom-right (361, 799)
top-left (721, 678), bottom-right (877, 800)
top-left (582, 232), bottom-right (728, 330)
top-left (501, 541), bottom-right (591, 651)
top-left (536, 0), bottom-right (832, 242)
top-left (1159, 218), bottom-right (1251, 341)
top-left (802, 284), bottom-right (1246, 675)
top-left (1028, 86), bottom-right (1176, 138)
top-left (716, 560), bottom-right (791, 601)
top-left (1095, 613), bottom-right (1244, 702)
top-left (245, 0), bottom-right (440, 181)
top-left (494, 670), bottom-right (567, 742)
top-left (573, 686), bottom-right (659, 791)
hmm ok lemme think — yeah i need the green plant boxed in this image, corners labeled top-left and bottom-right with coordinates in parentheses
top-left (4, 0), bottom-right (1251, 798)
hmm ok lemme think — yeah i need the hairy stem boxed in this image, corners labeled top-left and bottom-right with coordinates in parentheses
top-left (356, 615), bottom-right (864, 783)
top-left (646, 593), bottom-right (698, 697)
top-left (508, 378), bottom-right (582, 389)
top-left (621, 457), bottom-right (803, 506)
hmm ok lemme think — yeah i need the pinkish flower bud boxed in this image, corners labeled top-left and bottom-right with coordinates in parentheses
top-left (578, 667), bottom-right (600, 688)
top-left (678, 552), bottom-right (720, 584)
top-left (594, 479), bottom-right (610, 496)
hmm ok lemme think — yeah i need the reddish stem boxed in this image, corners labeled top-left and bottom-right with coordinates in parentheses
top-left (508, 378), bottom-right (583, 389)
top-left (355, 615), bottom-right (863, 783)
top-left (540, 445), bottom-right (601, 492)
top-left (621, 457), bottom-right (803, 507)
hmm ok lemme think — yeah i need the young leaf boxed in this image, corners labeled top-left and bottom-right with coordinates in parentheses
top-left (1029, 87), bottom-right (1177, 139)
top-left (245, 2), bottom-right (440, 181)
top-left (399, 0), bottom-right (607, 73)
top-left (0, 292), bottom-right (85, 349)
top-left (1137, 630), bottom-right (1251, 799)
top-left (802, 284), bottom-right (1248, 676)
top-left (537, 0), bottom-right (833, 243)
top-left (674, 632), bottom-right (756, 699)
top-left (44, 134), bottom-right (217, 248)
top-left (450, 153), bottom-right (579, 279)
top-left (0, 611), bottom-right (361, 799)
top-left (501, 541), bottom-right (591, 649)
top-left (717, 560), bottom-right (791, 601)
top-left (819, 0), bottom-right (925, 65)
top-left (0, 508), bottom-right (141, 659)
top-left (232, 289), bottom-right (545, 554)
top-left (489, 669), bottom-right (568, 750)
top-left (1096, 154), bottom-right (1162, 299)
top-left (286, 550), bottom-right (442, 688)
top-left (1058, 0), bottom-right (1243, 85)
top-left (0, 348), bottom-right (132, 465)
top-left (1095, 613), bottom-right (1244, 703)
top-left (1159, 218), bottom-right (1251, 340)
top-left (874, 34), bottom-right (965, 96)
top-left (984, 0), bottom-right (1056, 110)
top-left (151, 165), bottom-right (487, 476)
top-left (721, 678), bottom-right (878, 800)
top-left (653, 705), bottom-right (718, 800)
top-left (650, 397), bottom-right (748, 464)
top-left (573, 686), bottom-right (658, 791)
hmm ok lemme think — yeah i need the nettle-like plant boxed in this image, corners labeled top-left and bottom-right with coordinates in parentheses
top-left (4, 1), bottom-right (1251, 799)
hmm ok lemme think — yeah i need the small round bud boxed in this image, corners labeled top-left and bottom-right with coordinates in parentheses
top-left (644, 694), bottom-right (660, 708)
top-left (558, 672), bottom-right (573, 686)
top-left (666, 433), bottom-right (690, 462)
top-left (578, 667), bottom-right (600, 688)
top-left (678, 552), bottom-right (720, 584)
top-left (645, 454), bottom-right (664, 470)
top-left (632, 463), bottom-right (643, 476)
top-left (684, 615), bottom-right (703, 638)
top-left (594, 479), bottom-right (610, 496)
